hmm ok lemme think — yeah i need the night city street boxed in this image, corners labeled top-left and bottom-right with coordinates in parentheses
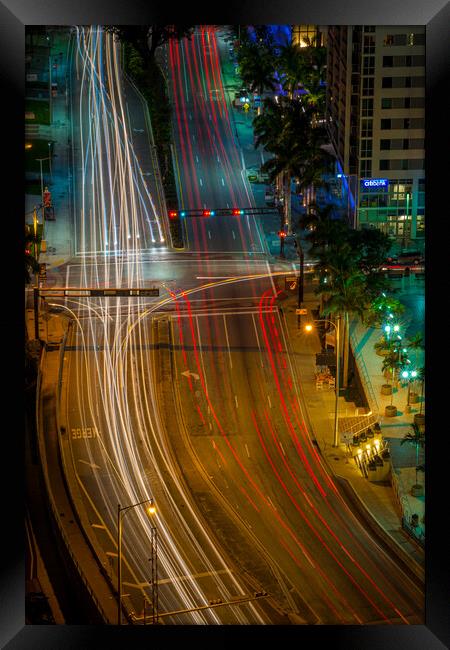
top-left (23, 23), bottom-right (430, 630)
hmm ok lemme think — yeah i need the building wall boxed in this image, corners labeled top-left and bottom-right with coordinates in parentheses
top-left (326, 26), bottom-right (425, 248)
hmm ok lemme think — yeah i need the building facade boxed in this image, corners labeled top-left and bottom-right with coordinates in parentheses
top-left (326, 26), bottom-right (425, 249)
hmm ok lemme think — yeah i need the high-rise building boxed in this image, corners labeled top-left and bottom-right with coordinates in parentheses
top-left (326, 26), bottom-right (425, 248)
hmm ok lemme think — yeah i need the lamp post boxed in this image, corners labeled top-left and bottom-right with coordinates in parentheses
top-left (117, 498), bottom-right (156, 626)
top-left (305, 317), bottom-right (341, 447)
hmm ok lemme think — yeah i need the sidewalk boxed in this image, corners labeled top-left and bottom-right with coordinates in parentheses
top-left (277, 281), bottom-right (425, 575)
top-left (26, 28), bottom-right (74, 271)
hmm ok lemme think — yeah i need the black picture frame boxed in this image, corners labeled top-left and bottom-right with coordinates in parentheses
top-left (3, 0), bottom-right (448, 647)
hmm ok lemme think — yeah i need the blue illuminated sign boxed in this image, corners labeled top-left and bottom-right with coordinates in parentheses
top-left (360, 178), bottom-right (389, 189)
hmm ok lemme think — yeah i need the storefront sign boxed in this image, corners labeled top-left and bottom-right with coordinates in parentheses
top-left (360, 178), bottom-right (389, 189)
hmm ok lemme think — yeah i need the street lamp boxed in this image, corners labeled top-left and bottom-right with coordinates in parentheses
top-left (117, 497), bottom-right (156, 625)
top-left (305, 317), bottom-right (341, 447)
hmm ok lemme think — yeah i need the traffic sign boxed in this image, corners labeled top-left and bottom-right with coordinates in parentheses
top-left (285, 276), bottom-right (298, 291)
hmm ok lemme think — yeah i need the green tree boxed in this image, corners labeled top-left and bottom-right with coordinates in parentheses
top-left (237, 42), bottom-right (277, 114)
top-left (105, 25), bottom-right (195, 65)
top-left (400, 422), bottom-right (425, 487)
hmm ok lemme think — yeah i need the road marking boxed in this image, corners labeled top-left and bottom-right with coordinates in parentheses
top-left (189, 113), bottom-right (192, 120)
top-left (209, 421), bottom-right (212, 430)
top-left (279, 442), bottom-right (286, 456)
top-left (196, 155), bottom-right (199, 163)
top-left (91, 523), bottom-right (106, 529)
top-left (106, 551), bottom-right (118, 558)
top-left (208, 230), bottom-right (211, 239)
top-left (226, 203), bottom-right (230, 208)
top-left (234, 395), bottom-right (238, 408)
top-left (232, 231), bottom-right (236, 239)
top-left (217, 155), bottom-right (220, 162)
top-left (267, 496), bottom-right (277, 510)
top-left (192, 134), bottom-right (195, 142)
top-left (78, 459), bottom-right (101, 469)
top-left (245, 443), bottom-right (250, 458)
top-left (199, 178), bottom-right (203, 186)
top-left (267, 395), bottom-right (272, 408)
top-left (181, 369), bottom-right (200, 380)
top-left (223, 314), bottom-right (233, 369)
top-left (221, 177), bottom-right (225, 186)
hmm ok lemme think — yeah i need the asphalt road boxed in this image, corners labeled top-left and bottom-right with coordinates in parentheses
top-left (44, 25), bottom-right (424, 625)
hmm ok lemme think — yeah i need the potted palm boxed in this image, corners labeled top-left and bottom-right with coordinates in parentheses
top-left (413, 366), bottom-right (425, 430)
top-left (381, 347), bottom-right (403, 416)
top-left (400, 423), bottom-right (425, 497)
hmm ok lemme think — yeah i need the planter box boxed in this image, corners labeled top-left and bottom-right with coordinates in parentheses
top-left (414, 413), bottom-right (425, 432)
top-left (381, 384), bottom-right (392, 395)
top-left (385, 404), bottom-right (397, 417)
top-left (411, 484), bottom-right (424, 497)
top-left (409, 392), bottom-right (419, 404)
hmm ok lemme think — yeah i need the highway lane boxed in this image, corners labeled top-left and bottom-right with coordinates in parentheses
top-left (61, 302), bottom-right (273, 624)
top-left (70, 26), bottom-right (167, 264)
top-left (167, 27), bottom-right (267, 256)
top-left (169, 290), bottom-right (424, 624)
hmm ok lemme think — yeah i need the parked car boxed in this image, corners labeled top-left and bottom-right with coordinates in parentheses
top-left (386, 250), bottom-right (424, 265)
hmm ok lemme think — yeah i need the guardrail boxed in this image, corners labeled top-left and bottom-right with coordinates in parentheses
top-left (37, 328), bottom-right (110, 623)
top-left (350, 328), bottom-right (380, 418)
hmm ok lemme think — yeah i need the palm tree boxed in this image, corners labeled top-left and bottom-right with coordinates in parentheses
top-left (400, 422), bottom-right (425, 487)
top-left (237, 42), bottom-right (277, 113)
top-left (416, 365), bottom-right (425, 414)
top-left (406, 332), bottom-right (424, 367)
top-left (277, 42), bottom-right (309, 98)
top-left (317, 264), bottom-right (367, 389)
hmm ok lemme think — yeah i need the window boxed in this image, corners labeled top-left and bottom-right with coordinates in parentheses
top-left (381, 98), bottom-right (392, 109)
top-left (363, 35), bottom-right (375, 54)
top-left (382, 76), bottom-right (425, 88)
top-left (380, 160), bottom-right (424, 170)
top-left (363, 55), bottom-right (375, 75)
top-left (360, 139), bottom-right (373, 156)
top-left (362, 98), bottom-right (373, 117)
top-left (383, 56), bottom-right (393, 67)
top-left (381, 119), bottom-right (391, 129)
top-left (386, 55), bottom-right (425, 67)
top-left (362, 77), bottom-right (374, 95)
top-left (360, 160), bottom-right (372, 176)
top-left (361, 119), bottom-right (373, 137)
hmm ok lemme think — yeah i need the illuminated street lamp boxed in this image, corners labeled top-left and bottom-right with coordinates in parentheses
top-left (117, 498), bottom-right (156, 625)
top-left (305, 318), bottom-right (341, 447)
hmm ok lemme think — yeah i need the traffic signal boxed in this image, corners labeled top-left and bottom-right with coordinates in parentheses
top-left (169, 210), bottom-right (178, 219)
top-left (202, 209), bottom-right (212, 216)
top-left (232, 208), bottom-right (244, 215)
top-left (278, 230), bottom-right (287, 238)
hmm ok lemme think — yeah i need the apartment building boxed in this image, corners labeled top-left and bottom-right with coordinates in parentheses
top-left (326, 26), bottom-right (425, 248)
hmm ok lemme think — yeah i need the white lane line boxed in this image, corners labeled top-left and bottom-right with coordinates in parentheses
top-left (245, 443), bottom-right (250, 458)
top-left (267, 395), bottom-right (272, 408)
top-left (189, 112), bottom-right (192, 120)
top-left (199, 178), bottom-right (203, 186)
top-left (217, 155), bottom-right (220, 162)
top-left (221, 177), bottom-right (225, 186)
top-left (226, 203), bottom-right (230, 208)
top-left (209, 421), bottom-right (212, 430)
top-left (266, 259), bottom-right (277, 296)
top-left (195, 316), bottom-right (209, 396)
top-left (91, 523), bottom-right (106, 529)
top-left (78, 459), bottom-right (101, 469)
top-left (223, 314), bottom-right (233, 369)
top-left (234, 395), bottom-right (239, 408)
top-left (192, 134), bottom-right (196, 142)
top-left (251, 313), bottom-right (265, 368)
top-left (232, 231), bottom-right (236, 239)
top-left (279, 442), bottom-right (286, 456)
top-left (267, 496), bottom-right (277, 510)
top-left (208, 230), bottom-right (211, 239)
top-left (196, 155), bottom-right (199, 163)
